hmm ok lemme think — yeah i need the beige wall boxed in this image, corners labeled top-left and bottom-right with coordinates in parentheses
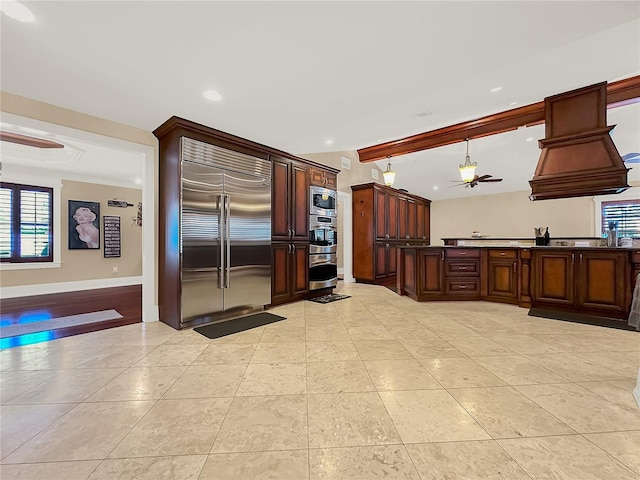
top-left (430, 190), bottom-right (597, 245)
top-left (2, 180), bottom-right (142, 287)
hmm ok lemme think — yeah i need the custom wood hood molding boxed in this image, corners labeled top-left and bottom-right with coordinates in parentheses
top-left (357, 75), bottom-right (640, 163)
top-left (529, 82), bottom-right (629, 201)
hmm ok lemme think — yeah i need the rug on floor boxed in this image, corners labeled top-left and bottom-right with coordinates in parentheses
top-left (0, 309), bottom-right (124, 338)
top-left (193, 312), bottom-right (287, 339)
top-left (308, 294), bottom-right (351, 304)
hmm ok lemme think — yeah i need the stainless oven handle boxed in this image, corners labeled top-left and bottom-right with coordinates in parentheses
top-left (225, 194), bottom-right (231, 288)
top-left (310, 255), bottom-right (337, 267)
top-left (218, 194), bottom-right (224, 289)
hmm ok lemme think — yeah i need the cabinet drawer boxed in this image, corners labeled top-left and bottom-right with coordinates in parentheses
top-left (489, 249), bottom-right (517, 259)
top-left (446, 279), bottom-right (480, 295)
top-left (446, 248), bottom-right (480, 258)
top-left (445, 260), bottom-right (479, 276)
top-left (631, 251), bottom-right (640, 264)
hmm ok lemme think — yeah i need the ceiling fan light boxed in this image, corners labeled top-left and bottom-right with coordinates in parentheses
top-left (459, 163), bottom-right (477, 183)
top-left (383, 157), bottom-right (396, 186)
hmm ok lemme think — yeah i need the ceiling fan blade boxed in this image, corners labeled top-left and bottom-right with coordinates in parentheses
top-left (0, 131), bottom-right (64, 149)
top-left (479, 178), bottom-right (503, 182)
top-left (622, 152), bottom-right (640, 163)
top-left (475, 174), bottom-right (492, 181)
top-left (449, 182), bottom-right (467, 187)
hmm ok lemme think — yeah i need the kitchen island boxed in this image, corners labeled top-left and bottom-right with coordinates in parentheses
top-left (397, 240), bottom-right (640, 329)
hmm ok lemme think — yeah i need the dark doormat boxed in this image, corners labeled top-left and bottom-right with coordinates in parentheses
top-left (308, 294), bottom-right (351, 304)
top-left (194, 312), bottom-right (287, 339)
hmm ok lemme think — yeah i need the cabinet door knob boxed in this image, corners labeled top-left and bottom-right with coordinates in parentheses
top-left (571, 253), bottom-right (575, 263)
top-left (513, 262), bottom-right (517, 272)
top-left (579, 253), bottom-right (583, 263)
top-left (386, 243), bottom-right (390, 248)
top-left (441, 251), bottom-right (445, 261)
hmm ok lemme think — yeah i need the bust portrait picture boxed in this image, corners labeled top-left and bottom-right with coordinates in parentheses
top-left (68, 200), bottom-right (100, 249)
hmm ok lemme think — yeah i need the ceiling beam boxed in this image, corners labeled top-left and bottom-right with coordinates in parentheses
top-left (0, 131), bottom-right (64, 149)
top-left (357, 75), bottom-right (640, 163)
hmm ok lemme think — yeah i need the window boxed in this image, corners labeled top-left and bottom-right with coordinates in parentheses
top-left (0, 182), bottom-right (53, 262)
top-left (601, 199), bottom-right (640, 237)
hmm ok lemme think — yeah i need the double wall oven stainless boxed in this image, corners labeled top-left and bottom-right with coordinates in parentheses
top-left (309, 186), bottom-right (338, 290)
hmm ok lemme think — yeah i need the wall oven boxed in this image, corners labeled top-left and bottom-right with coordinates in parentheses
top-left (310, 186), bottom-right (337, 217)
top-left (309, 212), bottom-right (338, 290)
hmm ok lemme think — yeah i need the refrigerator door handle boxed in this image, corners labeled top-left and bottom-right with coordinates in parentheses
top-left (225, 194), bottom-right (231, 288)
top-left (218, 194), bottom-right (225, 289)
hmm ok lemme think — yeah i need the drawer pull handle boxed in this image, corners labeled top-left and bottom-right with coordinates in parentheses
top-left (459, 285), bottom-right (466, 289)
top-left (500, 252), bottom-right (506, 256)
top-left (460, 252), bottom-right (466, 255)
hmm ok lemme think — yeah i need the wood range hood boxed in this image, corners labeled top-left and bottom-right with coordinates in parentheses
top-left (528, 82), bottom-right (629, 201)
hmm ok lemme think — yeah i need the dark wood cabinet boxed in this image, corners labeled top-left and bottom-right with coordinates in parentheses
top-left (485, 249), bottom-right (519, 303)
top-left (532, 249), bottom-right (629, 319)
top-left (271, 156), bottom-right (309, 242)
top-left (271, 242), bottom-right (309, 305)
top-left (352, 183), bottom-right (431, 284)
top-left (310, 166), bottom-right (337, 189)
top-left (422, 248), bottom-right (445, 296)
top-left (445, 248), bottom-right (480, 296)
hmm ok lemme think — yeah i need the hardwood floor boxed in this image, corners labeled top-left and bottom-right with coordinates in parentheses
top-left (1, 285), bottom-right (142, 347)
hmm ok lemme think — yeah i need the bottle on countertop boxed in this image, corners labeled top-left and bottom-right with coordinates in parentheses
top-left (544, 227), bottom-right (550, 246)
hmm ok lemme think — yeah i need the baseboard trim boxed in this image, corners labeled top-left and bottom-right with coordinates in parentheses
top-left (1, 276), bottom-right (143, 299)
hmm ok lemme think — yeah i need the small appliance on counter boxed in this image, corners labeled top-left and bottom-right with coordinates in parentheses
top-left (606, 221), bottom-right (618, 247)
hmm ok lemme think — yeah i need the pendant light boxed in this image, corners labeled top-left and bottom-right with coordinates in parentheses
top-left (459, 138), bottom-right (477, 183)
top-left (383, 156), bottom-right (396, 186)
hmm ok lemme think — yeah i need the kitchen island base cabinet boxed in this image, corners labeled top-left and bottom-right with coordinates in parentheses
top-left (532, 249), bottom-right (628, 320)
top-left (484, 249), bottom-right (520, 304)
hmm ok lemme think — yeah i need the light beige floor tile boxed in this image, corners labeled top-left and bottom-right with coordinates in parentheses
top-left (373, 314), bottom-right (421, 327)
top-left (515, 383), bottom-right (640, 433)
top-left (498, 435), bottom-right (640, 480)
top-left (352, 340), bottom-right (413, 360)
top-left (339, 316), bottom-right (384, 327)
top-left (306, 341), bottom-right (360, 362)
top-left (260, 327), bottom-right (306, 342)
top-left (574, 351), bottom-right (640, 379)
top-left (363, 359), bottom-right (441, 391)
top-left (398, 337), bottom-right (467, 358)
top-left (133, 344), bottom-right (208, 367)
top-left (473, 355), bottom-right (569, 385)
top-left (585, 431), bottom-right (640, 475)
top-left (347, 325), bottom-right (395, 340)
top-left (528, 334), bottom-right (621, 353)
top-left (384, 323), bottom-right (440, 339)
top-left (449, 386), bottom-right (575, 439)
top-left (406, 440), bottom-right (531, 480)
top-left (161, 330), bottom-right (213, 345)
top-left (0, 370), bottom-right (54, 403)
top-left (486, 333), bottom-right (564, 354)
top-left (577, 380), bottom-right (640, 410)
top-left (4, 368), bottom-right (124, 404)
top-left (201, 450), bottom-right (309, 480)
top-left (307, 360), bottom-right (375, 393)
top-left (522, 352), bottom-right (626, 382)
top-left (378, 390), bottom-right (490, 443)
top-left (250, 342), bottom-right (306, 363)
top-left (305, 325), bottom-right (349, 341)
top-left (1, 403), bottom-right (77, 459)
top-left (308, 392), bottom-right (401, 448)
top-left (109, 398), bottom-right (231, 457)
top-left (3, 401), bottom-right (155, 463)
top-left (162, 364), bottom-right (246, 399)
top-left (88, 455), bottom-right (207, 480)
top-left (212, 395), bottom-right (307, 453)
top-left (236, 362), bottom-right (307, 395)
top-left (76, 346), bottom-right (157, 369)
top-left (1, 460), bottom-right (101, 480)
top-left (86, 366), bottom-right (186, 402)
top-left (192, 343), bottom-right (257, 365)
top-left (420, 357), bottom-right (507, 388)
top-left (309, 445), bottom-right (419, 479)
top-left (445, 336), bottom-right (515, 356)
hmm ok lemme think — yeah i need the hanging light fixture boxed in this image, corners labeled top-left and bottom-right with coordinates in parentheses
top-left (383, 156), bottom-right (396, 186)
top-left (459, 138), bottom-right (477, 183)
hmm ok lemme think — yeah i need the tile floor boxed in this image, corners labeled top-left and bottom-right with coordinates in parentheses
top-left (1, 282), bottom-right (639, 479)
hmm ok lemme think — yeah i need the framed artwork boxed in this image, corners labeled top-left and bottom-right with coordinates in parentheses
top-left (68, 200), bottom-right (100, 249)
top-left (103, 215), bottom-right (121, 258)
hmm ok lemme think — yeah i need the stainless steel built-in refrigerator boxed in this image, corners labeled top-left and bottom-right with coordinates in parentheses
top-left (180, 138), bottom-right (271, 328)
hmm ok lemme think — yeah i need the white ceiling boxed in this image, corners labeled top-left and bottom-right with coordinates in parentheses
top-left (1, 1), bottom-right (639, 199)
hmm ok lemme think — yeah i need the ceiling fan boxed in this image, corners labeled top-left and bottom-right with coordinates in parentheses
top-left (450, 138), bottom-right (503, 188)
top-left (450, 174), bottom-right (503, 188)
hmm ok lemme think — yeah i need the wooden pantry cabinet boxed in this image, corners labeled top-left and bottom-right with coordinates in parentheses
top-left (352, 183), bottom-right (431, 284)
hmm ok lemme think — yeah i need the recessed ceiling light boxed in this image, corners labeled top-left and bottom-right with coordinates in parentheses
top-left (526, 137), bottom-right (534, 142)
top-left (509, 101), bottom-right (518, 106)
top-left (325, 139), bottom-right (334, 145)
top-left (0, 0), bottom-right (35, 22)
top-left (134, 178), bottom-right (142, 185)
top-left (490, 86), bottom-right (503, 93)
top-left (203, 90), bottom-right (222, 102)
top-left (433, 186), bottom-right (439, 190)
